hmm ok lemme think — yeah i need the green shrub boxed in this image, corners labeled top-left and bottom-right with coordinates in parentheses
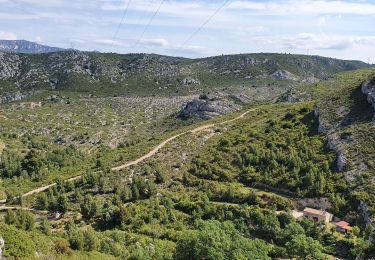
top-left (0, 224), bottom-right (36, 258)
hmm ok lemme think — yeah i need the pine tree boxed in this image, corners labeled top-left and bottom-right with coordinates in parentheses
top-left (80, 195), bottom-right (97, 221)
top-left (57, 195), bottom-right (68, 214)
top-left (4, 209), bottom-right (17, 225)
top-left (40, 218), bottom-right (50, 235)
top-left (35, 193), bottom-right (48, 210)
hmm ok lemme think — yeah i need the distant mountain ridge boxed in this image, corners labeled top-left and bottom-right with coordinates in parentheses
top-left (0, 40), bottom-right (68, 54)
top-left (0, 50), bottom-right (371, 99)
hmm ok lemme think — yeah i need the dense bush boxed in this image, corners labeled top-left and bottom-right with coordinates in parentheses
top-left (175, 220), bottom-right (271, 260)
top-left (4, 209), bottom-right (35, 231)
top-left (0, 145), bottom-right (86, 181)
top-left (0, 224), bottom-right (36, 258)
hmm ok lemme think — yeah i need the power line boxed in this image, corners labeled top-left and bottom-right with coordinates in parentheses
top-left (134, 0), bottom-right (164, 48)
top-left (174, 0), bottom-right (230, 55)
top-left (111, 0), bottom-right (132, 51)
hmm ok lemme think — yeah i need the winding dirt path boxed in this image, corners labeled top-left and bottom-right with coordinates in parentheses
top-left (22, 176), bottom-right (83, 198)
top-left (0, 108), bottom-right (254, 203)
top-left (112, 109), bottom-right (254, 171)
top-left (111, 133), bottom-right (187, 171)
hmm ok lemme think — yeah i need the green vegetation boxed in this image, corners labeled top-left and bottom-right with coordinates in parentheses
top-left (1, 53), bottom-right (375, 259)
top-left (175, 220), bottom-right (271, 260)
top-left (190, 105), bottom-right (342, 198)
top-left (298, 68), bottom-right (375, 218)
top-left (0, 101), bottom-right (372, 259)
top-left (0, 52), bottom-right (369, 97)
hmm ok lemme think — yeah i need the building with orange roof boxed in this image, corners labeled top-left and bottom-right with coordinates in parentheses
top-left (335, 221), bottom-right (353, 234)
top-left (303, 207), bottom-right (333, 223)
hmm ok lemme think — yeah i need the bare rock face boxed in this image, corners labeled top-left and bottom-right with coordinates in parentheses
top-left (271, 70), bottom-right (300, 81)
top-left (0, 91), bottom-right (32, 104)
top-left (314, 106), bottom-right (348, 171)
top-left (0, 52), bottom-right (21, 79)
top-left (278, 88), bottom-right (312, 103)
top-left (362, 80), bottom-right (375, 112)
top-left (0, 236), bottom-right (4, 258)
top-left (314, 106), bottom-right (329, 133)
top-left (178, 96), bottom-right (241, 120)
top-left (327, 133), bottom-right (348, 172)
top-left (181, 78), bottom-right (200, 86)
top-left (359, 201), bottom-right (375, 226)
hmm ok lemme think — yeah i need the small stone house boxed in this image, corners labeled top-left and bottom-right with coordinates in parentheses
top-left (335, 221), bottom-right (352, 234)
top-left (303, 207), bottom-right (333, 223)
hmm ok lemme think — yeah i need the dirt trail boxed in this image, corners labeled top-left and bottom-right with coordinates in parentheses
top-left (111, 133), bottom-right (186, 171)
top-left (0, 109), bottom-right (254, 203)
top-left (112, 109), bottom-right (254, 171)
top-left (22, 176), bottom-right (83, 198)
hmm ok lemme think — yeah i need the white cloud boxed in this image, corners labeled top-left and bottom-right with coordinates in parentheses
top-left (0, 0), bottom-right (374, 61)
top-left (0, 31), bottom-right (17, 40)
top-left (228, 0), bottom-right (375, 15)
top-left (13, 0), bottom-right (105, 8)
top-left (138, 38), bottom-right (169, 47)
top-left (71, 39), bottom-right (86, 44)
top-left (100, 0), bottom-right (212, 17)
top-left (35, 36), bottom-right (42, 42)
top-left (0, 12), bottom-right (40, 20)
top-left (318, 17), bottom-right (326, 26)
top-left (169, 44), bottom-right (206, 56)
top-left (234, 25), bottom-right (268, 38)
top-left (248, 33), bottom-right (375, 51)
top-left (93, 39), bottom-right (123, 46)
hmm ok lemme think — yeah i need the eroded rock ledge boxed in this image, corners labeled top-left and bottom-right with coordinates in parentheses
top-left (178, 95), bottom-right (241, 120)
top-left (314, 106), bottom-right (348, 172)
top-left (362, 80), bottom-right (375, 112)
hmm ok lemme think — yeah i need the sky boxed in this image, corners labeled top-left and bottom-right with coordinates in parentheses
top-left (0, 0), bottom-right (374, 62)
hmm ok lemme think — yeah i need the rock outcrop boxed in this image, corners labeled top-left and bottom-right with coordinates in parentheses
top-left (361, 80), bottom-right (375, 112)
top-left (0, 91), bottom-right (33, 104)
top-left (314, 106), bottom-right (348, 172)
top-left (327, 133), bottom-right (348, 172)
top-left (0, 52), bottom-right (21, 79)
top-left (278, 88), bottom-right (312, 103)
top-left (0, 236), bottom-right (4, 258)
top-left (271, 70), bottom-right (300, 81)
top-left (314, 106), bottom-right (329, 133)
top-left (178, 96), bottom-right (241, 120)
top-left (313, 77), bottom-right (375, 228)
top-left (181, 78), bottom-right (200, 86)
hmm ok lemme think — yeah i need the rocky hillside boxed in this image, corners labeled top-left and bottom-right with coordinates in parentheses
top-left (0, 40), bottom-right (67, 54)
top-left (0, 51), bottom-right (369, 99)
top-left (293, 68), bottom-right (375, 226)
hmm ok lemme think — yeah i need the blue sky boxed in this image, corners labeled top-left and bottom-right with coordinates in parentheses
top-left (0, 0), bottom-right (375, 62)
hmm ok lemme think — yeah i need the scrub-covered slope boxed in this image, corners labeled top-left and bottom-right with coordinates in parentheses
top-left (0, 52), bottom-right (369, 98)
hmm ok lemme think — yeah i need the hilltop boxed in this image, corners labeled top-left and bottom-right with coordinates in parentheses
top-left (0, 51), bottom-right (369, 98)
top-left (0, 51), bottom-right (370, 121)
